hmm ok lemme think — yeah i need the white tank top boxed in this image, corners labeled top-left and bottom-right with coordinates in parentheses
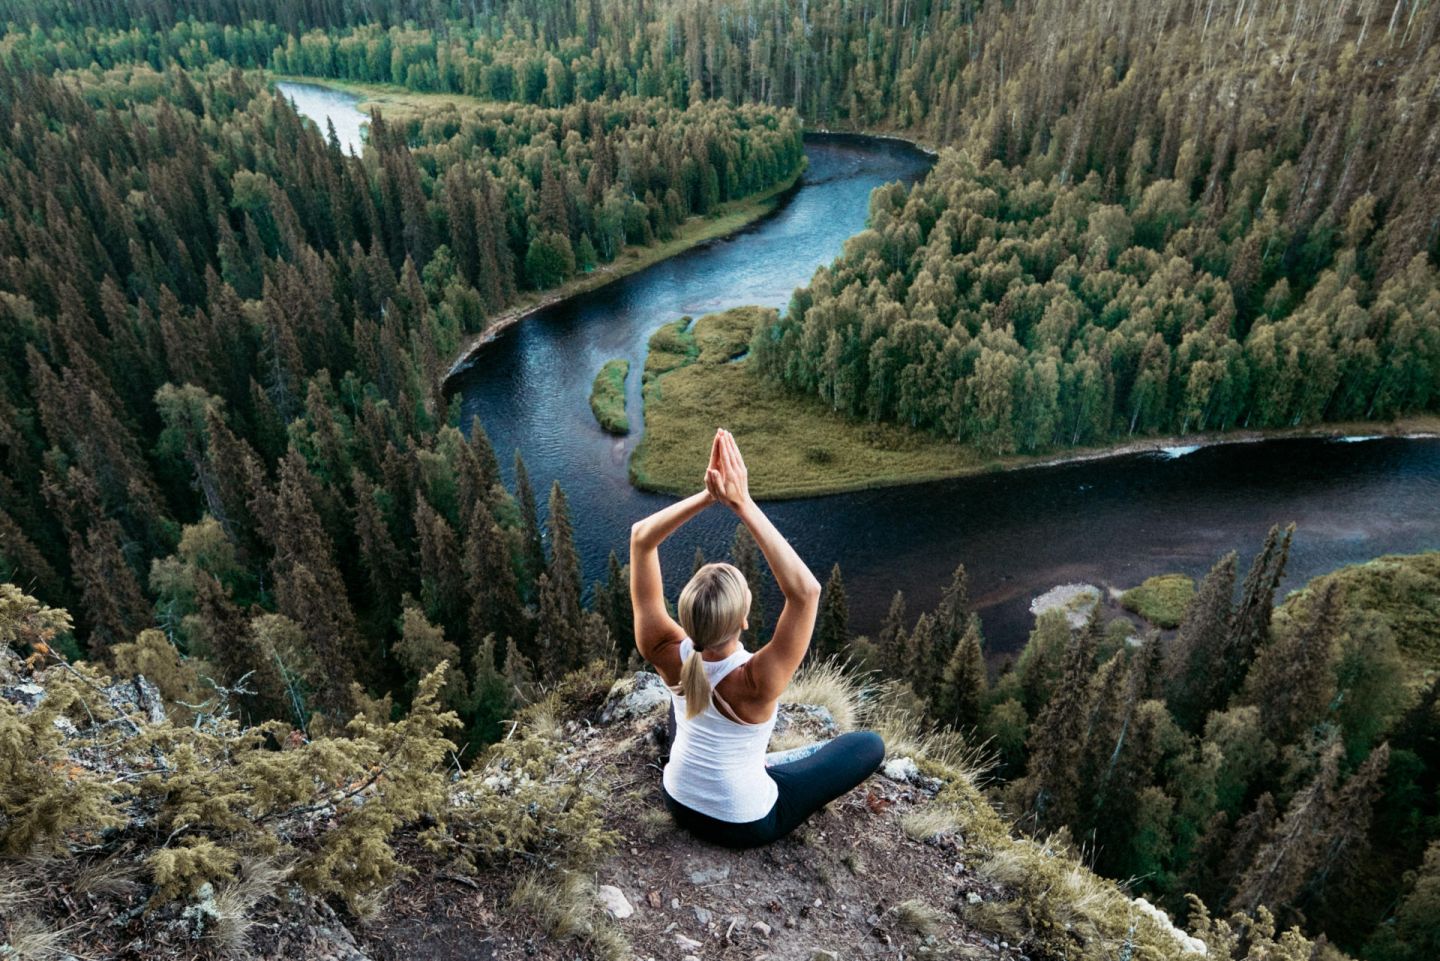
top-left (662, 637), bottom-right (780, 822)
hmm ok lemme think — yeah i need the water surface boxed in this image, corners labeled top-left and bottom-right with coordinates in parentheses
top-left (276, 81), bottom-right (367, 155)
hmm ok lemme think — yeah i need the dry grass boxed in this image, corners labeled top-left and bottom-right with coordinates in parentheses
top-left (205, 858), bottom-right (293, 956)
top-left (779, 657), bottom-right (866, 732)
top-left (507, 870), bottom-right (632, 961)
top-left (2, 914), bottom-right (77, 961)
top-left (895, 898), bottom-right (946, 936)
top-left (900, 806), bottom-right (964, 843)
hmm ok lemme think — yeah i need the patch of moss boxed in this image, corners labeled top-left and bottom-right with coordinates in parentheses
top-left (589, 359), bottom-right (630, 434)
top-left (1120, 574), bottom-right (1196, 628)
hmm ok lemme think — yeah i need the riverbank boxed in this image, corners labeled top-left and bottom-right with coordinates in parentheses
top-left (631, 308), bottom-right (1440, 499)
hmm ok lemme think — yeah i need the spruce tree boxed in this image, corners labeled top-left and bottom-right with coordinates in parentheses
top-left (902, 611), bottom-right (938, 699)
top-left (814, 564), bottom-right (849, 660)
top-left (1165, 551), bottom-right (1237, 731)
top-left (512, 451), bottom-right (544, 593)
top-left (1218, 523), bottom-right (1294, 709)
top-left (877, 590), bottom-right (908, 673)
top-left (1243, 579), bottom-right (1341, 744)
top-left (1015, 613), bottom-right (1101, 832)
top-left (730, 523), bottom-right (765, 640)
top-left (463, 499), bottom-right (523, 665)
top-left (934, 613), bottom-right (987, 729)
top-left (932, 563), bottom-right (970, 665)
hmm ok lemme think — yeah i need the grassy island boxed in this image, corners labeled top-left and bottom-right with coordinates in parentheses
top-left (630, 308), bottom-right (1001, 497)
top-left (589, 359), bottom-right (631, 434)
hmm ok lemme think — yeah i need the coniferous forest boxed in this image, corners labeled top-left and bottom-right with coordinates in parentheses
top-left (1, 1), bottom-right (1438, 959)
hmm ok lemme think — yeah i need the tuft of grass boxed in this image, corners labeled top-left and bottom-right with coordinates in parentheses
top-left (895, 898), bottom-right (945, 936)
top-left (508, 870), bottom-right (632, 960)
top-left (900, 806), bottom-right (963, 843)
top-left (780, 657), bottom-right (865, 733)
top-left (206, 858), bottom-right (292, 955)
top-left (2, 914), bottom-right (77, 961)
top-left (1119, 574), bottom-right (1195, 628)
top-left (589, 359), bottom-right (631, 434)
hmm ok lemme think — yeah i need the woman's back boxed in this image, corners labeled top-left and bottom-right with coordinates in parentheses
top-left (662, 637), bottom-right (779, 822)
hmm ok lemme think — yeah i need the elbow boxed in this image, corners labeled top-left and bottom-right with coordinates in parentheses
top-left (629, 520), bottom-right (652, 550)
top-left (796, 574), bottom-right (822, 603)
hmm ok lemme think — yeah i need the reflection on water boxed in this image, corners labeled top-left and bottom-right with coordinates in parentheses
top-left (282, 91), bottom-right (1440, 654)
top-left (276, 81), bottom-right (366, 155)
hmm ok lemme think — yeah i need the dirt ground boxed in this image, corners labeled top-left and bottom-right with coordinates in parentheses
top-left (358, 686), bottom-right (1020, 961)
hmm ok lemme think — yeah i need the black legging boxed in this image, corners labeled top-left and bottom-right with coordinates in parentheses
top-left (661, 702), bottom-right (887, 848)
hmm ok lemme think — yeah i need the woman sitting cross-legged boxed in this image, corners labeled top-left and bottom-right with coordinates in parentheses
top-left (628, 427), bottom-right (886, 849)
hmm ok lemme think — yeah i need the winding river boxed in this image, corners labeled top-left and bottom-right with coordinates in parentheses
top-left (286, 85), bottom-right (1440, 654)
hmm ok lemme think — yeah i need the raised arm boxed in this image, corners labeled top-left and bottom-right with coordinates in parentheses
top-left (629, 487), bottom-right (713, 672)
top-left (706, 430), bottom-right (821, 700)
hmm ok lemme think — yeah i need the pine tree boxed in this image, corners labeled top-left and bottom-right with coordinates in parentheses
top-left (513, 451), bottom-right (544, 592)
top-left (932, 563), bottom-right (970, 665)
top-left (814, 564), bottom-right (849, 660)
top-left (933, 613), bottom-right (987, 728)
top-left (1218, 524), bottom-right (1294, 708)
top-left (463, 499), bottom-right (523, 664)
top-left (1229, 742), bottom-right (1342, 917)
top-left (902, 611), bottom-right (938, 699)
top-left (877, 590), bottom-right (908, 673)
top-left (730, 523), bottom-right (765, 640)
top-left (413, 494), bottom-right (465, 632)
top-left (691, 545), bottom-right (707, 575)
top-left (1243, 579), bottom-right (1341, 744)
top-left (1014, 612), bottom-right (1101, 832)
top-left (1165, 551), bottom-right (1237, 730)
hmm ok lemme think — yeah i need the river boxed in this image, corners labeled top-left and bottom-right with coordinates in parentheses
top-left (285, 85), bottom-right (1440, 655)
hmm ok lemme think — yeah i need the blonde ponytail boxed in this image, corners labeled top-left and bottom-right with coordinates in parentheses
top-left (678, 647), bottom-right (711, 720)
top-left (676, 563), bottom-right (750, 720)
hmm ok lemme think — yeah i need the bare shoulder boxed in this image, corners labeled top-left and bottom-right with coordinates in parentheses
top-left (647, 634), bottom-right (685, 687)
top-left (716, 659), bottom-right (781, 724)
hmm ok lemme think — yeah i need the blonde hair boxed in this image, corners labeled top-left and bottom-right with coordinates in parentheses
top-left (676, 563), bottom-right (749, 720)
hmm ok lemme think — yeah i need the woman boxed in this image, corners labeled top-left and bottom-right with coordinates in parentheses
top-left (629, 428), bottom-right (886, 848)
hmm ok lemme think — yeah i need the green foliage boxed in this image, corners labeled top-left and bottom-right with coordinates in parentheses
top-left (588, 359), bottom-right (630, 434)
top-left (1121, 574), bottom-right (1196, 629)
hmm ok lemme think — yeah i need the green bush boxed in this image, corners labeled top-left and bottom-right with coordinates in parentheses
top-left (1120, 574), bottom-right (1196, 628)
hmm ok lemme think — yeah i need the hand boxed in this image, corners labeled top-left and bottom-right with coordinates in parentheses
top-left (704, 428), bottom-right (751, 511)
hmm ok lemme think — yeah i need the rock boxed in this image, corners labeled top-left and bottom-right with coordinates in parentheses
top-left (1132, 897), bottom-right (1208, 955)
top-left (683, 956), bottom-right (701, 961)
top-left (966, 891), bottom-right (983, 905)
top-left (693, 906), bottom-right (712, 925)
top-left (647, 890), bottom-right (662, 909)
top-left (597, 884), bottom-right (633, 920)
top-left (674, 934), bottom-right (703, 950)
top-left (599, 672), bottom-right (670, 723)
top-left (880, 755), bottom-right (944, 793)
top-left (752, 921), bottom-right (772, 938)
top-left (810, 951), bottom-right (839, 961)
top-left (882, 756), bottom-right (920, 782)
top-left (1, 680), bottom-right (45, 711)
top-left (1029, 583), bottom-right (1102, 629)
top-left (688, 864), bottom-right (731, 885)
top-left (773, 702), bottom-right (838, 741)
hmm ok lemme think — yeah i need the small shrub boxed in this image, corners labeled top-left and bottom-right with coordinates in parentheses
top-left (1119, 574), bottom-right (1195, 628)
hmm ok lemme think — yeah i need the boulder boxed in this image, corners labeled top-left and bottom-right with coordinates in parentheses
top-left (599, 672), bottom-right (670, 724)
top-left (597, 884), bottom-right (634, 920)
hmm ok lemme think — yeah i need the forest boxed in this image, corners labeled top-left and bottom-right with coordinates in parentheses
top-left (0, 0), bottom-right (1437, 959)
